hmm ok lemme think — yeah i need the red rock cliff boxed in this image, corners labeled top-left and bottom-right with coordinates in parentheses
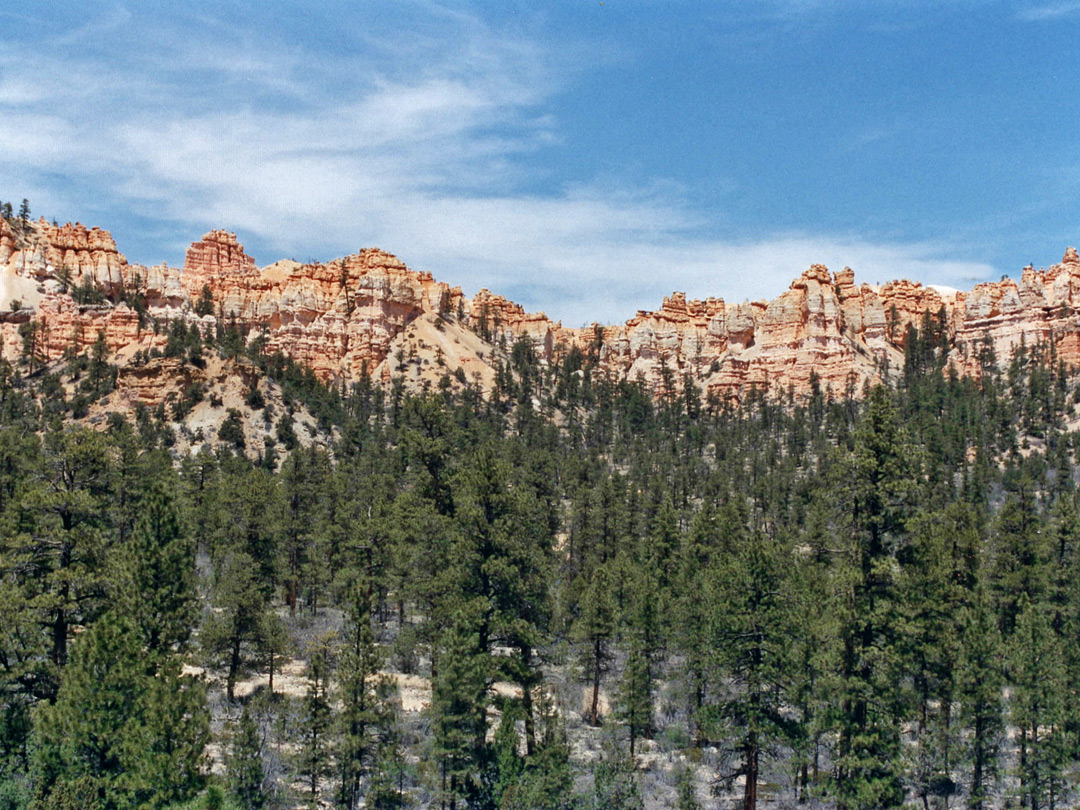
top-left (5, 216), bottom-right (1080, 402)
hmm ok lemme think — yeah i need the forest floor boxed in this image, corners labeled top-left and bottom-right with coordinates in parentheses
top-left (193, 604), bottom-right (817, 809)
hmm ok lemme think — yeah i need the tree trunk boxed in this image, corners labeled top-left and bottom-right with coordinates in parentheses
top-left (52, 541), bottom-right (73, 670)
top-left (943, 697), bottom-right (953, 807)
top-left (693, 674), bottom-right (706, 746)
top-left (972, 713), bottom-right (985, 810)
top-left (743, 739), bottom-right (758, 810)
top-left (228, 636), bottom-right (241, 701)
top-left (1018, 727), bottom-right (1027, 810)
top-left (837, 694), bottom-right (851, 810)
top-left (1031, 721), bottom-right (1038, 810)
top-left (287, 577), bottom-right (298, 614)
top-left (590, 637), bottom-right (602, 726)
top-left (52, 604), bottom-right (68, 669)
top-left (522, 680), bottom-right (536, 756)
top-left (310, 726), bottom-right (318, 800)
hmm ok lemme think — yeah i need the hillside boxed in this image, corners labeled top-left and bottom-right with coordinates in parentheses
top-left (4, 209), bottom-right (1080, 810)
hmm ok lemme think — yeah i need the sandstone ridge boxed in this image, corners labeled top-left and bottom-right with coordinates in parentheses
top-left (2, 216), bottom-right (1077, 402)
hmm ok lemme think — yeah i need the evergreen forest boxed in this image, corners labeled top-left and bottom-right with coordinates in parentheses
top-left (2, 314), bottom-right (1080, 810)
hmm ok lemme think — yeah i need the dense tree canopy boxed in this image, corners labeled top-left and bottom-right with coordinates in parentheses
top-left (1, 314), bottom-right (1080, 809)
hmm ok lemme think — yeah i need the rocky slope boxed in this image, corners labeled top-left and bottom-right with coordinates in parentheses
top-left (2, 215), bottom-right (1079, 404)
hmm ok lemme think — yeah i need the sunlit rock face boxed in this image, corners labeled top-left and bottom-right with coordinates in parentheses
top-left (178, 230), bottom-right (466, 382)
top-left (4, 216), bottom-right (1080, 403)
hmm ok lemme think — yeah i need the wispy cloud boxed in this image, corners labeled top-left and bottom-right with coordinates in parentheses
top-left (1016, 0), bottom-right (1080, 19)
top-left (0, 3), bottom-right (1002, 324)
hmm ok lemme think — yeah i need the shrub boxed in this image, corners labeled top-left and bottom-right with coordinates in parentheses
top-left (218, 409), bottom-right (246, 449)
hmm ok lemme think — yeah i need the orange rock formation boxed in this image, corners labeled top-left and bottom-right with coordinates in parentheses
top-left (4, 215), bottom-right (1080, 403)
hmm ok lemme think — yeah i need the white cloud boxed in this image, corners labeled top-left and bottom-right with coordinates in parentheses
top-left (1016, 1), bottom-right (1080, 19)
top-left (0, 4), bottom-right (1003, 325)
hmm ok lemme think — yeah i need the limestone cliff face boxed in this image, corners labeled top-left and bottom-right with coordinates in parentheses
top-left (4, 215), bottom-right (1080, 403)
top-left (949, 247), bottom-right (1080, 375)
top-left (0, 218), bottom-right (129, 294)
top-left (0, 217), bottom-right (161, 362)
top-left (177, 230), bottom-right (464, 381)
top-left (562, 266), bottom-right (894, 400)
top-left (183, 230), bottom-right (258, 278)
top-left (468, 289), bottom-right (556, 357)
top-left (551, 251), bottom-right (1080, 401)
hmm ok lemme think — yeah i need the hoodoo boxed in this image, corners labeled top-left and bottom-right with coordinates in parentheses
top-left (2, 215), bottom-right (1078, 402)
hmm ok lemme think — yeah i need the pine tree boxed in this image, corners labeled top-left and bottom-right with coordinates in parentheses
top-left (616, 567), bottom-right (662, 757)
top-left (227, 705), bottom-right (268, 810)
top-left (298, 632), bottom-right (334, 807)
top-left (218, 408), bottom-right (246, 450)
top-left (201, 551), bottom-right (273, 701)
top-left (787, 498), bottom-right (835, 802)
top-left (572, 564), bottom-right (616, 727)
top-left (499, 693), bottom-right (574, 810)
top-left (336, 578), bottom-right (387, 810)
top-left (1009, 594), bottom-right (1069, 810)
top-left (212, 462), bottom-right (279, 598)
top-left (0, 581), bottom-right (38, 779)
top-left (617, 641), bottom-right (653, 758)
top-left (643, 493), bottom-right (678, 609)
top-left (989, 481), bottom-right (1050, 636)
top-left (453, 445), bottom-right (552, 731)
top-left (589, 736), bottom-right (644, 810)
top-left (279, 447), bottom-right (330, 614)
top-left (31, 614), bottom-right (208, 809)
top-left (672, 499), bottom-right (721, 746)
top-left (956, 589), bottom-right (1003, 810)
top-left (113, 478), bottom-right (196, 663)
top-left (31, 614), bottom-right (140, 805)
top-left (87, 331), bottom-right (114, 396)
top-left (674, 766), bottom-right (701, 810)
top-left (430, 614), bottom-right (488, 810)
top-left (706, 532), bottom-right (799, 810)
top-left (488, 702), bottom-right (525, 808)
top-left (898, 503), bottom-right (979, 809)
top-left (0, 429), bottom-right (46, 774)
top-left (830, 387), bottom-right (918, 810)
top-left (365, 682), bottom-right (411, 810)
top-left (121, 657), bottom-right (209, 809)
top-left (194, 284), bottom-right (215, 317)
top-left (1054, 494), bottom-right (1080, 800)
top-left (8, 427), bottom-right (113, 693)
top-left (366, 748), bottom-right (410, 810)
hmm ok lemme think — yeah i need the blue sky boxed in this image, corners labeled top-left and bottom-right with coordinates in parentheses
top-left (1, 1), bottom-right (1078, 325)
